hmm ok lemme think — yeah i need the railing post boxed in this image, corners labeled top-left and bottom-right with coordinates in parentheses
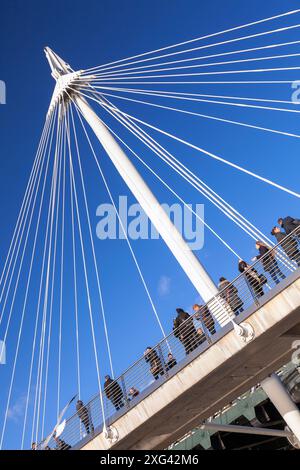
top-left (157, 343), bottom-right (168, 379)
top-left (194, 307), bottom-right (212, 345)
top-left (244, 275), bottom-right (261, 307)
top-left (121, 375), bottom-right (130, 410)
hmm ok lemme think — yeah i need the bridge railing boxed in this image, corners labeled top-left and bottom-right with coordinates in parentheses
top-left (38, 227), bottom-right (300, 450)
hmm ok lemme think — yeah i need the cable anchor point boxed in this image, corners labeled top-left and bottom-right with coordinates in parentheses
top-left (104, 425), bottom-right (119, 444)
top-left (233, 321), bottom-right (255, 343)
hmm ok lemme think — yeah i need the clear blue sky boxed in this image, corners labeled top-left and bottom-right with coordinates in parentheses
top-left (0, 0), bottom-right (300, 449)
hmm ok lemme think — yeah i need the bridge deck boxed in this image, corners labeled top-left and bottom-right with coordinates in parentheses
top-left (80, 270), bottom-right (300, 450)
top-left (38, 230), bottom-right (300, 451)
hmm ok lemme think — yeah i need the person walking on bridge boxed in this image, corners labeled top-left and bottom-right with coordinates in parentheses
top-left (104, 375), bottom-right (124, 411)
top-left (192, 303), bottom-right (216, 334)
top-left (252, 241), bottom-right (285, 285)
top-left (238, 260), bottom-right (265, 299)
top-left (271, 227), bottom-right (300, 267)
top-left (144, 346), bottom-right (164, 381)
top-left (217, 277), bottom-right (244, 315)
top-left (278, 216), bottom-right (300, 237)
top-left (76, 400), bottom-right (94, 435)
top-left (53, 431), bottom-right (71, 450)
top-left (173, 308), bottom-right (202, 355)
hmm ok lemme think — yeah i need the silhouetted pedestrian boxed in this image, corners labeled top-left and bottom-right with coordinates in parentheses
top-left (218, 277), bottom-right (244, 315)
top-left (53, 431), bottom-right (71, 450)
top-left (238, 260), bottom-right (265, 298)
top-left (252, 241), bottom-right (285, 285)
top-left (173, 308), bottom-right (202, 355)
top-left (76, 400), bottom-right (94, 435)
top-left (193, 303), bottom-right (216, 334)
top-left (271, 227), bottom-right (300, 267)
top-left (278, 216), bottom-right (300, 236)
top-left (104, 375), bottom-right (124, 411)
top-left (144, 347), bottom-right (164, 380)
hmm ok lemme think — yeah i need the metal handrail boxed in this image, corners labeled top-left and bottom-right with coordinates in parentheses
top-left (38, 226), bottom-right (300, 450)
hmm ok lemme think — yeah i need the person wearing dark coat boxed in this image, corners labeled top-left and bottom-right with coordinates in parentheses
top-left (173, 308), bottom-right (202, 355)
top-left (271, 226), bottom-right (300, 267)
top-left (166, 352), bottom-right (177, 371)
top-left (53, 432), bottom-right (71, 450)
top-left (76, 400), bottom-right (94, 435)
top-left (144, 347), bottom-right (164, 380)
top-left (252, 241), bottom-right (285, 285)
top-left (192, 303), bottom-right (216, 334)
top-left (104, 375), bottom-right (124, 411)
top-left (217, 277), bottom-right (244, 315)
top-left (278, 216), bottom-right (300, 236)
top-left (238, 260), bottom-right (264, 299)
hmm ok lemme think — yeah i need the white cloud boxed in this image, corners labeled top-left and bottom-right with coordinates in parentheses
top-left (158, 276), bottom-right (171, 297)
top-left (7, 395), bottom-right (27, 422)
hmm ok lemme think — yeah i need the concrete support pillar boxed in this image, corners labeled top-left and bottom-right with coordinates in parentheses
top-left (261, 373), bottom-right (300, 444)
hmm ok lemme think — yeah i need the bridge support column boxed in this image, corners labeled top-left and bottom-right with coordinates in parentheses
top-left (261, 373), bottom-right (300, 446)
top-left (74, 94), bottom-right (218, 304)
top-left (74, 95), bottom-right (256, 336)
top-left (44, 47), bottom-right (256, 335)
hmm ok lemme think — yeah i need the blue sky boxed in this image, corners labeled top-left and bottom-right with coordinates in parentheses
top-left (0, 0), bottom-right (300, 449)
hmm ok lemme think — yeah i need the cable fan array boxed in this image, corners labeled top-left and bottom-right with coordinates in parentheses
top-left (1, 7), bottom-right (300, 450)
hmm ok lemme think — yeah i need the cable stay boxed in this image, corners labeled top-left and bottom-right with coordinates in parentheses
top-left (74, 87), bottom-right (300, 199)
top-left (70, 100), bottom-right (174, 340)
top-left (80, 84), bottom-right (300, 114)
top-left (68, 105), bottom-right (115, 379)
top-left (70, 89), bottom-right (295, 274)
top-left (0, 113), bottom-right (54, 317)
top-left (86, 39), bottom-right (300, 78)
top-left (0, 106), bottom-right (58, 449)
top-left (86, 86), bottom-right (297, 105)
top-left (83, 9), bottom-right (300, 74)
top-left (89, 54), bottom-right (300, 79)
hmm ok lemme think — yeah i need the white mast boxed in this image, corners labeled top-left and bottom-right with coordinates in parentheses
top-left (44, 47), bottom-right (218, 303)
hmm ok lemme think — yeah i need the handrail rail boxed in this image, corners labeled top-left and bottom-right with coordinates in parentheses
top-left (38, 226), bottom-right (300, 450)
